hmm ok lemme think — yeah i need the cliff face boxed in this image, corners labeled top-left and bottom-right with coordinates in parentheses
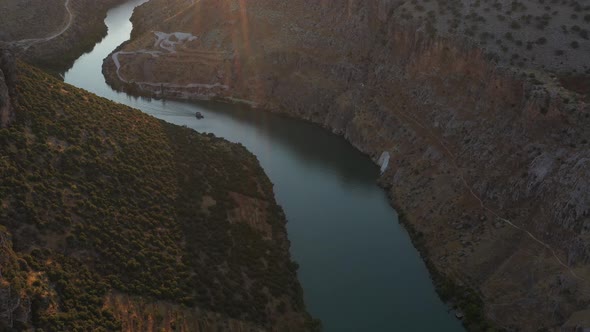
top-left (0, 69), bottom-right (12, 128)
top-left (104, 0), bottom-right (590, 329)
top-left (0, 50), bottom-right (23, 329)
top-left (0, 48), bottom-right (16, 127)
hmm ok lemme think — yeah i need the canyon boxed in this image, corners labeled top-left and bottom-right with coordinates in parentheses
top-left (102, 0), bottom-right (590, 330)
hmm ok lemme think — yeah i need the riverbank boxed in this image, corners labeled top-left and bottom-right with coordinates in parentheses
top-left (383, 192), bottom-right (491, 331)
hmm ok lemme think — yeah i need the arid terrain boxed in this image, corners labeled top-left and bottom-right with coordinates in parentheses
top-left (395, 0), bottom-right (590, 73)
top-left (0, 0), bottom-right (66, 41)
top-left (102, 0), bottom-right (590, 330)
top-left (0, 0), bottom-right (128, 70)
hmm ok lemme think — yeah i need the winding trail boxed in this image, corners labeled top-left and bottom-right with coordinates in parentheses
top-left (11, 0), bottom-right (73, 50)
top-left (386, 98), bottom-right (585, 281)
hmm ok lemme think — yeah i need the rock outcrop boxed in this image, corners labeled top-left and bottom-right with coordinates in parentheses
top-left (0, 229), bottom-right (32, 330)
top-left (0, 47), bottom-right (16, 127)
top-left (103, 0), bottom-right (590, 330)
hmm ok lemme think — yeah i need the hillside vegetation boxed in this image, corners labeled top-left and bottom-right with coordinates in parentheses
top-left (0, 62), bottom-right (316, 331)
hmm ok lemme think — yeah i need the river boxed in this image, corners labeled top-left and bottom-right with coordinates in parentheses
top-left (63, 1), bottom-right (465, 331)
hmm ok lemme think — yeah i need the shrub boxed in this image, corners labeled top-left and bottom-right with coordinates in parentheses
top-left (536, 37), bottom-right (548, 44)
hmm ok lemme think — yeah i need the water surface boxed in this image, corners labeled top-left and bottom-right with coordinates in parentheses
top-left (64, 1), bottom-right (464, 330)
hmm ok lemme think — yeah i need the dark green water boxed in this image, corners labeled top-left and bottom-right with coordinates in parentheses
top-left (63, 1), bottom-right (465, 331)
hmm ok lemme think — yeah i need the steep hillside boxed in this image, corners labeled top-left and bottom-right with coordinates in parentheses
top-left (103, 0), bottom-right (590, 330)
top-left (0, 55), bottom-right (316, 331)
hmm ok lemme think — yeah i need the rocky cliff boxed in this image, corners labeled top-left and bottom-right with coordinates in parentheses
top-left (103, 0), bottom-right (590, 330)
top-left (0, 47), bottom-right (16, 127)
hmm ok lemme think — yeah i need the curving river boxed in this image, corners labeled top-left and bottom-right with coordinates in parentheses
top-left (63, 1), bottom-right (465, 331)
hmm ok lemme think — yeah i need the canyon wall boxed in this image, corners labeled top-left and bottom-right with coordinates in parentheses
top-left (103, 0), bottom-right (590, 329)
top-left (0, 48), bottom-right (16, 127)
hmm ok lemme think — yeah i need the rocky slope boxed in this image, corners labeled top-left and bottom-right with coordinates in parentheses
top-left (103, 0), bottom-right (590, 330)
top-left (0, 50), bottom-right (316, 331)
